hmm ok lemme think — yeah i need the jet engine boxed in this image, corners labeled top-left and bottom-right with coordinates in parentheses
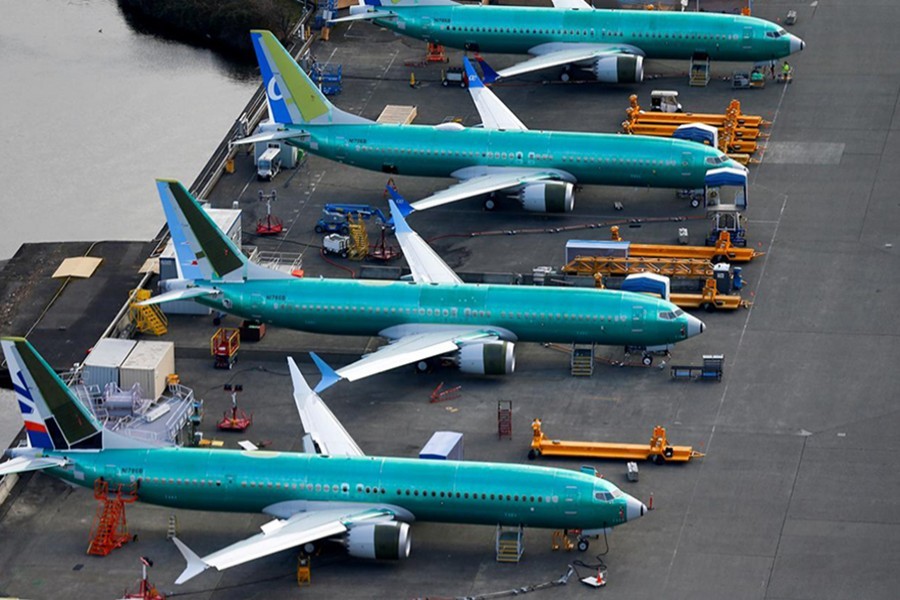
top-left (518, 182), bottom-right (575, 213)
top-left (592, 55), bottom-right (643, 83)
top-left (345, 522), bottom-right (411, 560)
top-left (456, 341), bottom-right (516, 375)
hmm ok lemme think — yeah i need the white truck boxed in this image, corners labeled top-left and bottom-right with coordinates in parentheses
top-left (256, 147), bottom-right (282, 181)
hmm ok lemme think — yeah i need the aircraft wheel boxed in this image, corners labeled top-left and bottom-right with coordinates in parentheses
top-left (415, 360), bottom-right (430, 373)
top-left (560, 71), bottom-right (571, 83)
top-left (484, 197), bottom-right (496, 211)
top-left (690, 197), bottom-right (701, 208)
top-left (577, 538), bottom-right (590, 552)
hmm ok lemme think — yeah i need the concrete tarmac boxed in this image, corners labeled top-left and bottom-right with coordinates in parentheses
top-left (1, 1), bottom-right (899, 598)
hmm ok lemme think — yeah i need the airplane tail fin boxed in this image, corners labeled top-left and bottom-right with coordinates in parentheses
top-left (1, 337), bottom-right (102, 451)
top-left (475, 56), bottom-right (501, 84)
top-left (155, 179), bottom-right (285, 285)
top-left (250, 30), bottom-right (372, 127)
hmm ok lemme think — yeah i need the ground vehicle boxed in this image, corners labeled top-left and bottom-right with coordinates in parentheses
top-left (650, 90), bottom-right (682, 113)
top-left (322, 233), bottom-right (350, 258)
top-left (256, 147), bottom-right (282, 180)
top-left (314, 204), bottom-right (392, 234)
top-left (442, 67), bottom-right (467, 88)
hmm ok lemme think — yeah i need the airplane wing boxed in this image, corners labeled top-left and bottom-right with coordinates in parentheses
top-left (462, 57), bottom-right (526, 131)
top-left (0, 455), bottom-right (67, 477)
top-left (173, 507), bottom-right (394, 584)
top-left (231, 129), bottom-right (309, 147)
top-left (496, 46), bottom-right (641, 80)
top-left (409, 168), bottom-right (566, 212)
top-left (313, 330), bottom-right (497, 391)
top-left (328, 10), bottom-right (396, 23)
top-left (551, 0), bottom-right (592, 8)
top-left (288, 357), bottom-right (365, 457)
top-left (388, 199), bottom-right (460, 284)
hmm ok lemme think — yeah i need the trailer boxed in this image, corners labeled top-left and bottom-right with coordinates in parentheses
top-left (529, 420), bottom-right (704, 464)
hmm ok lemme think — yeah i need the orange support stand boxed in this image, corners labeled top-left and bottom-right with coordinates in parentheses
top-left (87, 479), bottom-right (138, 556)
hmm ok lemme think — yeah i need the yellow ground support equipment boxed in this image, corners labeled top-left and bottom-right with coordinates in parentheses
top-left (608, 227), bottom-right (763, 263)
top-left (211, 328), bottom-right (240, 370)
top-left (529, 420), bottom-right (704, 464)
top-left (670, 278), bottom-right (750, 311)
top-left (562, 255), bottom-right (715, 279)
top-left (626, 96), bottom-right (770, 129)
top-left (129, 289), bottom-right (168, 336)
top-left (297, 554), bottom-right (311, 586)
top-left (347, 214), bottom-right (369, 260)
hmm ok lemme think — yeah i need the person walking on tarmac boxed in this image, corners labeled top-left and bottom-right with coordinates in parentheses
top-left (781, 60), bottom-right (792, 81)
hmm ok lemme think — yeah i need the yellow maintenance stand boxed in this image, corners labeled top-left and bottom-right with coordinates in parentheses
top-left (609, 227), bottom-right (763, 263)
top-left (529, 419), bottom-right (704, 464)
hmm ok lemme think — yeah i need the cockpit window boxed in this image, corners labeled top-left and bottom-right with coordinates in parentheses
top-left (766, 28), bottom-right (788, 39)
top-left (705, 154), bottom-right (729, 165)
top-left (673, 308), bottom-right (684, 317)
top-left (658, 311), bottom-right (676, 320)
top-left (594, 491), bottom-right (614, 502)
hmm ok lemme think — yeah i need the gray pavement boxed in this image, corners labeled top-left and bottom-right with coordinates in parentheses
top-left (2, 1), bottom-right (900, 599)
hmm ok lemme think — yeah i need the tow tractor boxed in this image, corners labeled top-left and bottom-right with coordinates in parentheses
top-left (314, 203), bottom-right (393, 234)
top-left (649, 90), bottom-right (682, 113)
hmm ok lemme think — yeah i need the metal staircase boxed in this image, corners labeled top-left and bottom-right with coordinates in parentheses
top-left (495, 524), bottom-right (524, 563)
top-left (348, 215), bottom-right (369, 260)
top-left (130, 289), bottom-right (168, 335)
top-left (87, 479), bottom-right (138, 556)
top-left (571, 344), bottom-right (595, 377)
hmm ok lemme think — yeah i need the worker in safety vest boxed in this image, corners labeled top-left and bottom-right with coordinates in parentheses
top-left (782, 61), bottom-right (791, 76)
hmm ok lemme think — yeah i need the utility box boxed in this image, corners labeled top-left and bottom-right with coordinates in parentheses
top-left (626, 461), bottom-right (639, 482)
top-left (713, 263), bottom-right (732, 294)
top-left (119, 341), bottom-right (176, 401)
top-left (82, 339), bottom-right (136, 390)
top-left (419, 431), bottom-right (464, 460)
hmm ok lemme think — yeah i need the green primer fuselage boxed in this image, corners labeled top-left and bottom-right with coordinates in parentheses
top-left (288, 122), bottom-right (733, 189)
top-left (196, 276), bottom-right (692, 347)
top-left (376, 7), bottom-right (796, 62)
top-left (46, 448), bottom-right (630, 530)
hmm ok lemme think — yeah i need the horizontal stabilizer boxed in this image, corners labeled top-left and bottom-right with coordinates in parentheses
top-left (231, 129), bottom-right (308, 147)
top-left (329, 11), bottom-right (395, 23)
top-left (137, 287), bottom-right (220, 306)
top-left (0, 455), bottom-right (67, 477)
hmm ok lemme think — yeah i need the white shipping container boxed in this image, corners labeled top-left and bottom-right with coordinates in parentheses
top-left (119, 341), bottom-right (175, 401)
top-left (82, 339), bottom-right (136, 390)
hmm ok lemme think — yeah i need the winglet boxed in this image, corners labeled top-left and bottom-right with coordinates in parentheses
top-left (172, 537), bottom-right (211, 585)
top-left (462, 57), bottom-right (484, 88)
top-left (310, 352), bottom-right (342, 393)
top-left (475, 56), bottom-right (500, 84)
top-left (387, 199), bottom-right (414, 237)
top-left (385, 184), bottom-right (414, 218)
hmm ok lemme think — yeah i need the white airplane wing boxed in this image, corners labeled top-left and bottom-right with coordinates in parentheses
top-left (496, 46), bottom-right (639, 80)
top-left (312, 329), bottom-right (498, 392)
top-left (0, 455), bottom-right (67, 476)
top-left (328, 10), bottom-right (395, 23)
top-left (551, 0), bottom-right (592, 8)
top-left (288, 357), bottom-right (365, 457)
top-left (409, 168), bottom-right (564, 212)
top-left (136, 287), bottom-right (220, 306)
top-left (388, 199), bottom-right (461, 284)
top-left (462, 57), bottom-right (527, 131)
top-left (173, 507), bottom-right (394, 584)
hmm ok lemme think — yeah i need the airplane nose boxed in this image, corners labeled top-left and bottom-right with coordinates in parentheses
top-left (625, 494), bottom-right (647, 522)
top-left (789, 34), bottom-right (805, 54)
top-left (685, 313), bottom-right (705, 338)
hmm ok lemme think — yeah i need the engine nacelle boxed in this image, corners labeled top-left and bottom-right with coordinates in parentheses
top-left (593, 55), bottom-right (643, 83)
top-left (345, 522), bottom-right (411, 560)
top-left (457, 341), bottom-right (516, 375)
top-left (518, 182), bottom-right (575, 213)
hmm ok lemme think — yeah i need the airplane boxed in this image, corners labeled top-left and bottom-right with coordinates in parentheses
top-left (240, 30), bottom-right (745, 214)
top-left (334, 0), bottom-right (805, 83)
top-left (142, 178), bottom-right (705, 388)
top-left (0, 337), bottom-right (648, 584)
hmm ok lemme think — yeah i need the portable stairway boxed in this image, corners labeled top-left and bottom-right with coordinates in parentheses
top-left (690, 53), bottom-right (711, 87)
top-left (571, 344), bottom-right (595, 377)
top-left (87, 479), bottom-right (138, 556)
top-left (348, 215), bottom-right (369, 260)
top-left (130, 289), bottom-right (168, 336)
top-left (496, 525), bottom-right (525, 563)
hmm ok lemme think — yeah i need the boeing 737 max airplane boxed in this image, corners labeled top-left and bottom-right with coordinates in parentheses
top-left (239, 30), bottom-right (745, 214)
top-left (335, 0), bottom-right (804, 83)
top-left (142, 179), bottom-right (704, 389)
top-left (0, 338), bottom-right (647, 584)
